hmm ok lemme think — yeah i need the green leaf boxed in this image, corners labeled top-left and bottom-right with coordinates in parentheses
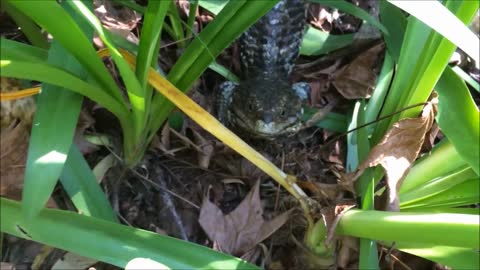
top-left (401, 178), bottom-right (480, 209)
top-left (0, 38), bottom-right (48, 63)
top-left (337, 210), bottom-right (479, 249)
top-left (313, 0), bottom-right (388, 34)
top-left (372, 0), bottom-right (478, 144)
top-left (401, 139), bottom-right (469, 195)
top-left (2, 1), bottom-right (49, 49)
top-left (136, 0), bottom-right (171, 127)
top-left (8, 0), bottom-right (124, 104)
top-left (0, 198), bottom-right (259, 270)
top-left (395, 242), bottom-right (479, 270)
top-left (21, 1), bottom-right (96, 218)
top-left (167, 2), bottom-right (186, 46)
top-left (300, 27), bottom-right (355, 56)
top-left (60, 145), bottom-right (117, 222)
top-left (209, 61), bottom-right (240, 83)
top-left (364, 52), bottom-right (394, 131)
top-left (136, 0), bottom-right (170, 89)
top-left (347, 101), bottom-right (379, 270)
top-left (379, 1), bottom-right (406, 61)
top-left (68, 1), bottom-right (145, 147)
top-left (198, 0), bottom-right (229, 14)
top-left (436, 67), bottom-right (480, 174)
top-left (388, 0), bottom-right (479, 62)
top-left (0, 60), bottom-right (127, 120)
top-left (400, 167), bottom-right (477, 206)
top-left (302, 108), bottom-right (348, 133)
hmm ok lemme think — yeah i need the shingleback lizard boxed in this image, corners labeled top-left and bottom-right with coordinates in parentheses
top-left (217, 0), bottom-right (310, 139)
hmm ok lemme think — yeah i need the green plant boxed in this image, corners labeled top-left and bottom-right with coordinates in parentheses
top-left (1, 0), bottom-right (280, 268)
top-left (1, 0), bottom-right (479, 269)
top-left (332, 1), bottom-right (479, 269)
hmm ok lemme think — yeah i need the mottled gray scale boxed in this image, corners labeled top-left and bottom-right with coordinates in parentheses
top-left (239, 0), bottom-right (306, 77)
top-left (217, 0), bottom-right (310, 139)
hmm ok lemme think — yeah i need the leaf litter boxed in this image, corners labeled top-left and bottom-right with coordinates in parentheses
top-left (199, 180), bottom-right (291, 262)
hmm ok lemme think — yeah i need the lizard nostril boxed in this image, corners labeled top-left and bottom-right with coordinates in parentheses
top-left (263, 113), bottom-right (274, 124)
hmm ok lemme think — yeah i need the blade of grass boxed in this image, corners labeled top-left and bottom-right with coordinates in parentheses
top-left (400, 167), bottom-right (477, 206)
top-left (347, 101), bottom-right (379, 270)
top-left (401, 178), bottom-right (480, 209)
top-left (60, 145), bottom-right (118, 222)
top-left (0, 198), bottom-right (258, 270)
top-left (1, 38), bottom-right (48, 62)
top-left (364, 52), bottom-right (394, 133)
top-left (0, 61), bottom-right (127, 120)
top-left (186, 0), bottom-right (199, 39)
top-left (68, 1), bottom-right (145, 154)
top-left (209, 61), bottom-right (240, 83)
top-left (167, 3), bottom-right (186, 47)
top-left (8, 0), bottom-right (125, 105)
top-left (136, 0), bottom-right (171, 128)
top-left (379, 0), bottom-right (406, 61)
top-left (300, 27), bottom-right (355, 56)
top-left (389, 0), bottom-right (479, 63)
top-left (20, 1), bottom-right (98, 219)
top-left (401, 139), bottom-right (468, 195)
top-left (1, 1), bottom-right (49, 49)
top-left (136, 0), bottom-right (170, 88)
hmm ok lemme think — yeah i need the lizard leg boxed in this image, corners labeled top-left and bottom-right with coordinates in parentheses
top-left (216, 81), bottom-right (237, 124)
top-left (292, 81), bottom-right (311, 102)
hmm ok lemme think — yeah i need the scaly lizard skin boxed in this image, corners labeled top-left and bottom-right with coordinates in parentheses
top-left (218, 0), bottom-right (310, 139)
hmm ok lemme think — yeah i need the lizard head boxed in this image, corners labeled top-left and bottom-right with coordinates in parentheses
top-left (229, 76), bottom-right (304, 139)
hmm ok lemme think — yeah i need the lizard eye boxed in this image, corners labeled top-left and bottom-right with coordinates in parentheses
top-left (280, 110), bottom-right (286, 117)
top-left (248, 103), bottom-right (255, 111)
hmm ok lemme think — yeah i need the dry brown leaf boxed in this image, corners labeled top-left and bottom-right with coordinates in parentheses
top-left (0, 123), bottom-right (57, 208)
top-left (0, 78), bottom-right (56, 207)
top-left (0, 262), bottom-right (15, 270)
top-left (337, 236), bottom-right (359, 269)
top-left (347, 103), bottom-right (435, 211)
top-left (0, 123), bottom-right (29, 201)
top-left (192, 129), bottom-right (214, 169)
top-left (199, 180), bottom-right (290, 261)
top-left (332, 42), bottom-right (384, 99)
top-left (94, 0), bottom-right (141, 44)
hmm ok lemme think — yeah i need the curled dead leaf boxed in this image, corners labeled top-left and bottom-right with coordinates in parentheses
top-left (345, 103), bottom-right (436, 211)
top-left (332, 43), bottom-right (384, 99)
top-left (199, 180), bottom-right (290, 262)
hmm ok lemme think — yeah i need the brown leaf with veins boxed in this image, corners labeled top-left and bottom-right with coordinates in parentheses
top-left (332, 42), bottom-right (384, 99)
top-left (346, 103), bottom-right (435, 211)
top-left (199, 180), bottom-right (290, 262)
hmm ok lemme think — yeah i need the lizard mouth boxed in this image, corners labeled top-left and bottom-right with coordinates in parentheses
top-left (230, 112), bottom-right (301, 139)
